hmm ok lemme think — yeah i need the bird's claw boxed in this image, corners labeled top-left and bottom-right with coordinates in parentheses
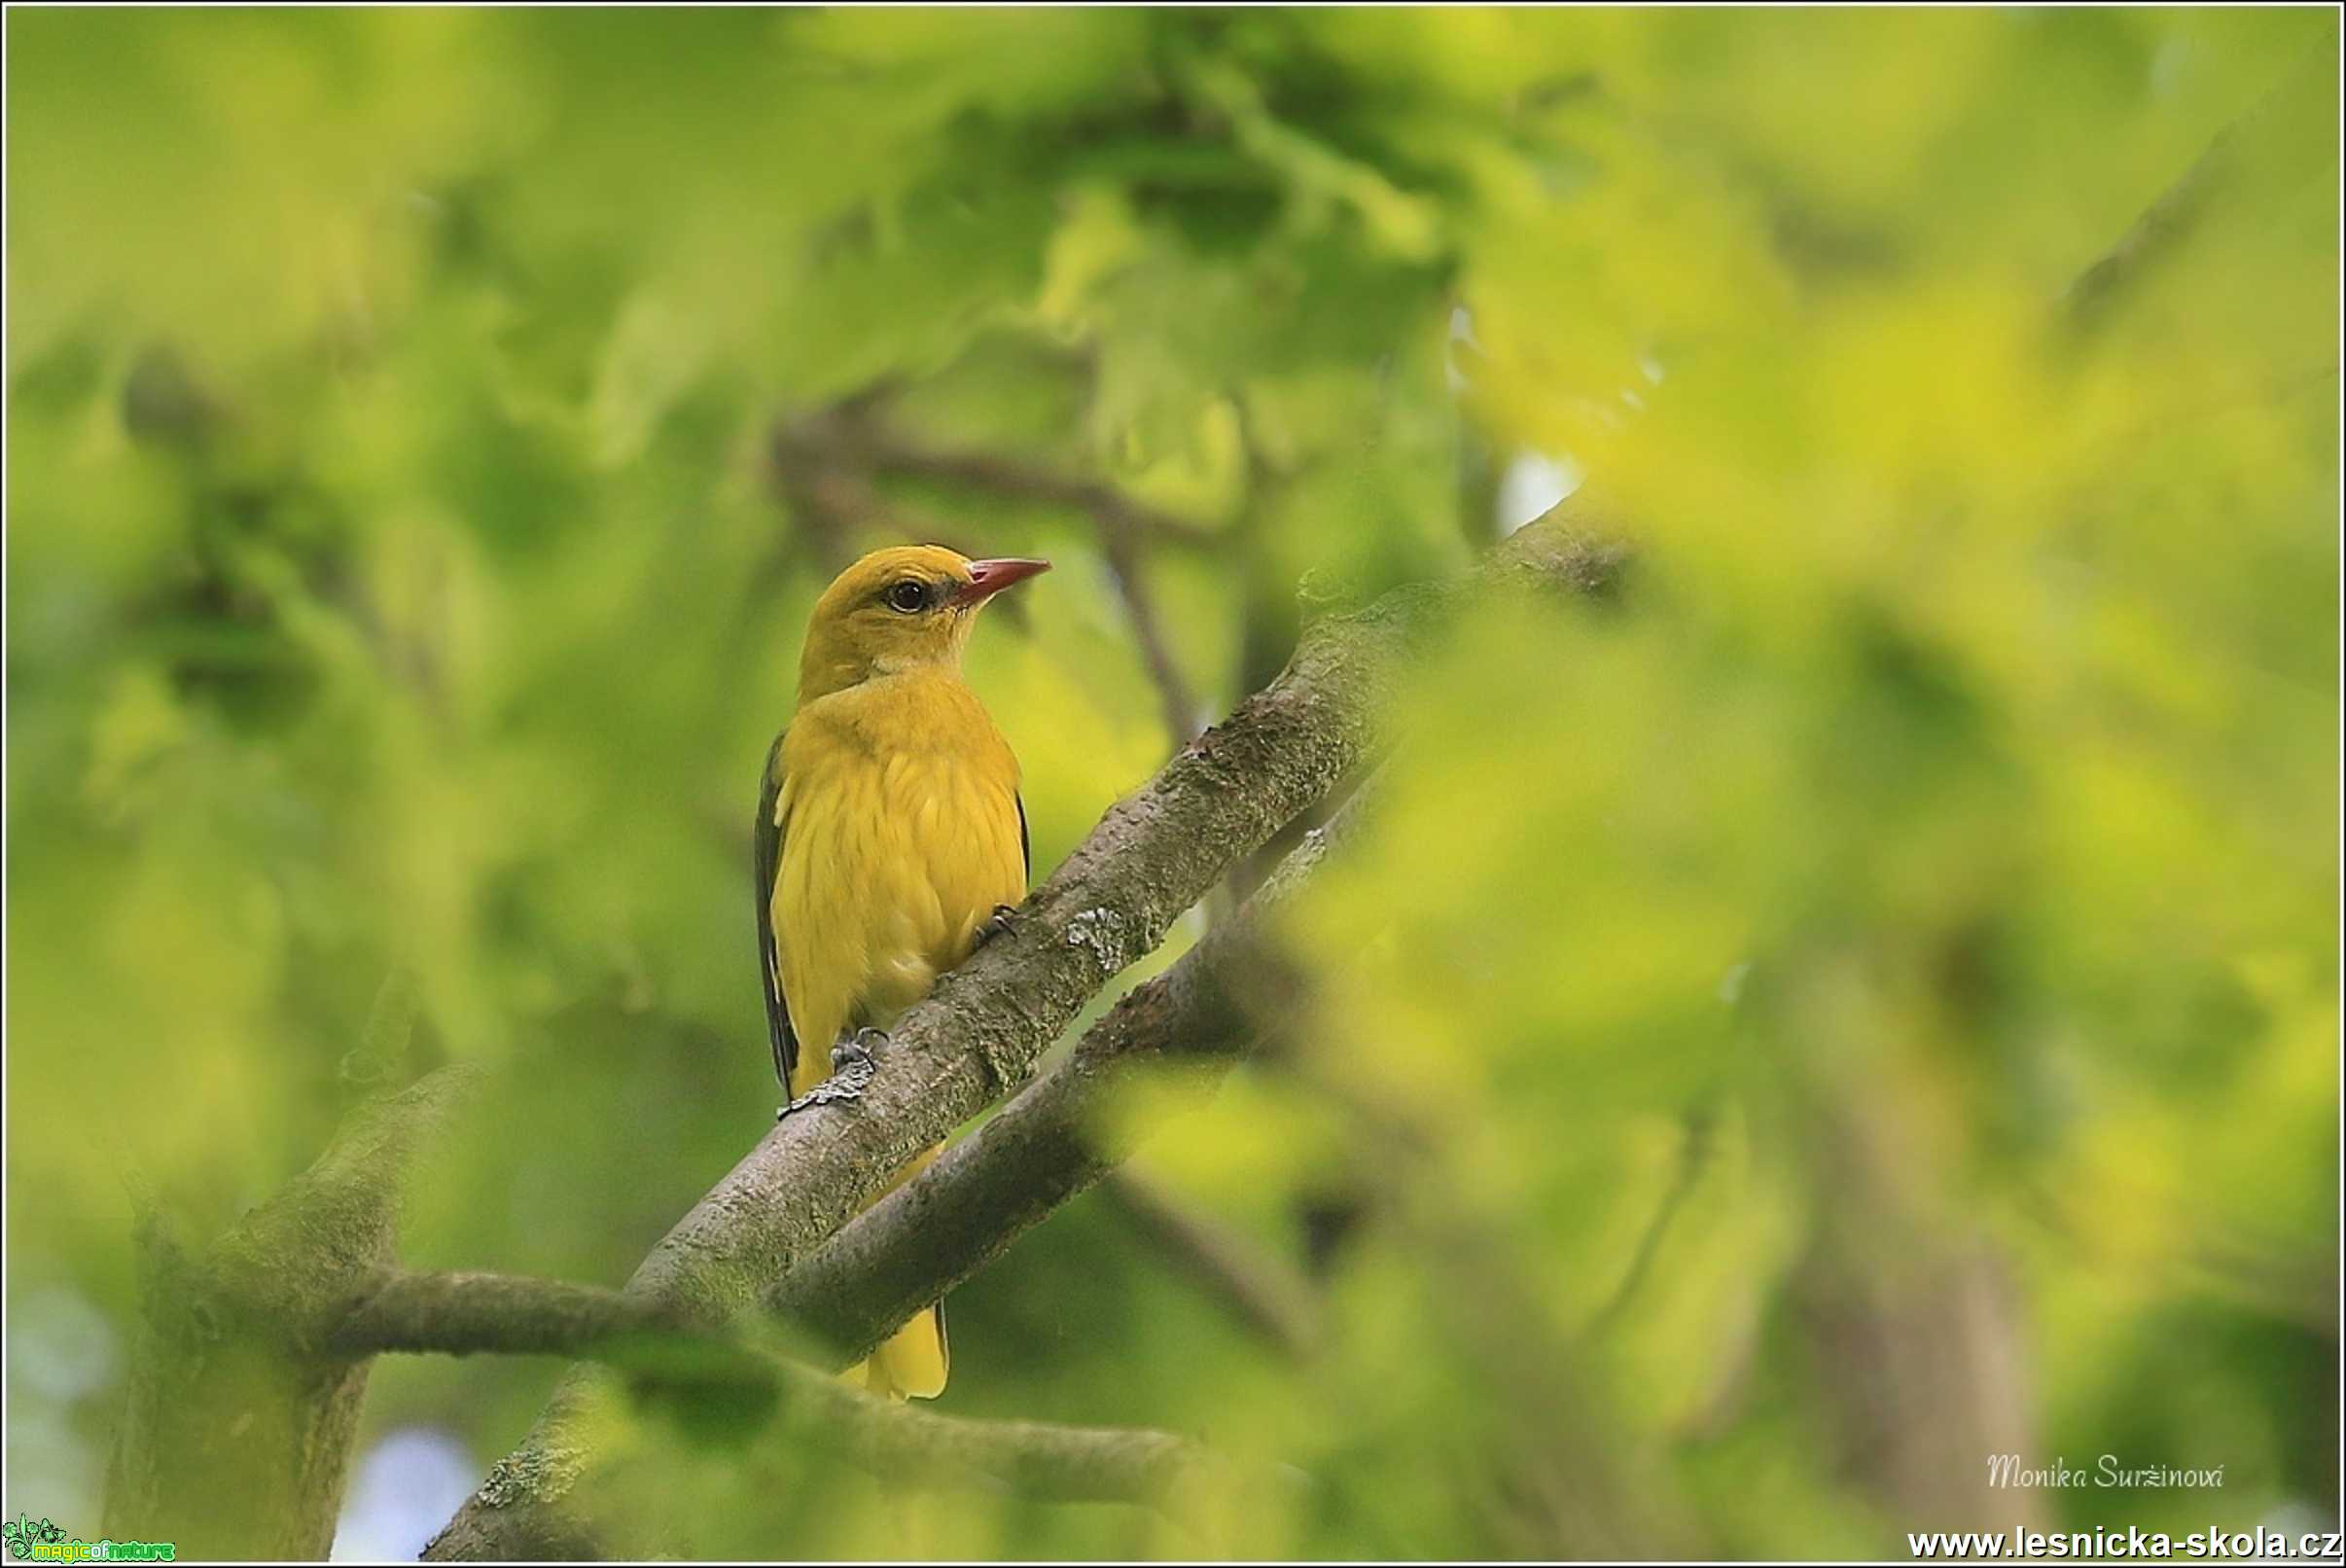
top-left (776, 1028), bottom-right (887, 1121)
top-left (975, 904), bottom-right (1017, 946)
top-left (835, 1026), bottom-right (887, 1073)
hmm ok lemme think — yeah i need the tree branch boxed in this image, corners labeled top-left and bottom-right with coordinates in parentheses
top-left (1584, 1099), bottom-right (1720, 1339)
top-left (1097, 1166), bottom-right (1322, 1360)
top-left (2060, 120), bottom-right (2237, 335)
top-left (2060, 68), bottom-right (2322, 336)
top-left (1099, 522), bottom-right (1205, 745)
top-left (782, 1374), bottom-right (1237, 1514)
top-left (764, 779), bottom-right (1370, 1366)
top-left (841, 419), bottom-right (1222, 552)
top-left (216, 1063), bottom-right (483, 1287)
top-left (331, 1268), bottom-right (1235, 1516)
top-left (328, 1268), bottom-right (701, 1361)
top-left (105, 1056), bottom-right (480, 1559)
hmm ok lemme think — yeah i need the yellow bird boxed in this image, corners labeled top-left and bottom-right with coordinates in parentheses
top-left (755, 544), bottom-right (1049, 1400)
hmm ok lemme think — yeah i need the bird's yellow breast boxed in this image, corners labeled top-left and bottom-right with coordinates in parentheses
top-left (771, 668), bottom-right (1026, 1097)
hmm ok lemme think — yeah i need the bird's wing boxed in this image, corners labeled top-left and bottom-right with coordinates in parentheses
top-left (754, 729), bottom-right (798, 1089)
top-left (1016, 791), bottom-right (1030, 881)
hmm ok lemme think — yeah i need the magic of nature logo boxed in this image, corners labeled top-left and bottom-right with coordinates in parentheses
top-left (1, 1515), bottom-right (175, 1562)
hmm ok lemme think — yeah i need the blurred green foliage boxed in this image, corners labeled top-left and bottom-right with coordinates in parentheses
top-left (6, 8), bottom-right (2337, 1558)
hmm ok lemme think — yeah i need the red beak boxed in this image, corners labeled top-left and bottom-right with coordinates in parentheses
top-left (953, 557), bottom-right (1051, 606)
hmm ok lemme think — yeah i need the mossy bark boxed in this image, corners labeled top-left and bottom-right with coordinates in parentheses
top-left (102, 1066), bottom-right (473, 1559)
top-left (103, 1241), bottom-right (373, 1558)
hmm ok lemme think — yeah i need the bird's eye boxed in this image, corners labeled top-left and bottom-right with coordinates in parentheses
top-left (884, 580), bottom-right (930, 614)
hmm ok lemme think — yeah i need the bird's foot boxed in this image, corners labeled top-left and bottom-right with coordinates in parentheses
top-left (975, 904), bottom-right (1017, 946)
top-left (776, 1028), bottom-right (887, 1121)
top-left (835, 1026), bottom-right (887, 1078)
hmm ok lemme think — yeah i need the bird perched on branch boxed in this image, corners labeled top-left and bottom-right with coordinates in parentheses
top-left (756, 544), bottom-right (1048, 1400)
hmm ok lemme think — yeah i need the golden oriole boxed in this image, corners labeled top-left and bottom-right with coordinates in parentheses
top-left (756, 544), bottom-right (1049, 1400)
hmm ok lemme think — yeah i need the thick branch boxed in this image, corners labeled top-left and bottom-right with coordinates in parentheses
top-left (765, 784), bottom-right (1369, 1364)
top-left (105, 1056), bottom-right (477, 1559)
top-left (217, 1063), bottom-right (482, 1287)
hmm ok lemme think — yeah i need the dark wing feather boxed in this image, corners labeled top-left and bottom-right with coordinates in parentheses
top-left (1016, 791), bottom-right (1030, 881)
top-left (754, 729), bottom-right (797, 1089)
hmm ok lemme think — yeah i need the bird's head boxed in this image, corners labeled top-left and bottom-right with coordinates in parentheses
top-left (797, 544), bottom-right (1050, 700)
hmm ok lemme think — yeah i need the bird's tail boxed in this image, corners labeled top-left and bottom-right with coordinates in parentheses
top-left (847, 1304), bottom-right (948, 1401)
top-left (840, 1143), bottom-right (949, 1400)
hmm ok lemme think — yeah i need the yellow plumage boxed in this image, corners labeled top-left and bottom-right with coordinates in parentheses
top-left (757, 544), bottom-right (1046, 1400)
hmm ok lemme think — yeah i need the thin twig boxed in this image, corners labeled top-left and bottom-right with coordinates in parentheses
top-left (852, 425), bottom-right (1221, 552)
top-left (1098, 1166), bottom-right (1321, 1360)
top-left (1098, 523), bottom-right (1204, 745)
top-left (1584, 1101), bottom-right (1718, 1339)
top-left (771, 395), bottom-right (1212, 746)
top-left (2059, 71), bottom-right (2314, 336)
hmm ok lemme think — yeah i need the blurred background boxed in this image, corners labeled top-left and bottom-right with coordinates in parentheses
top-left (6, 8), bottom-right (2337, 1559)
